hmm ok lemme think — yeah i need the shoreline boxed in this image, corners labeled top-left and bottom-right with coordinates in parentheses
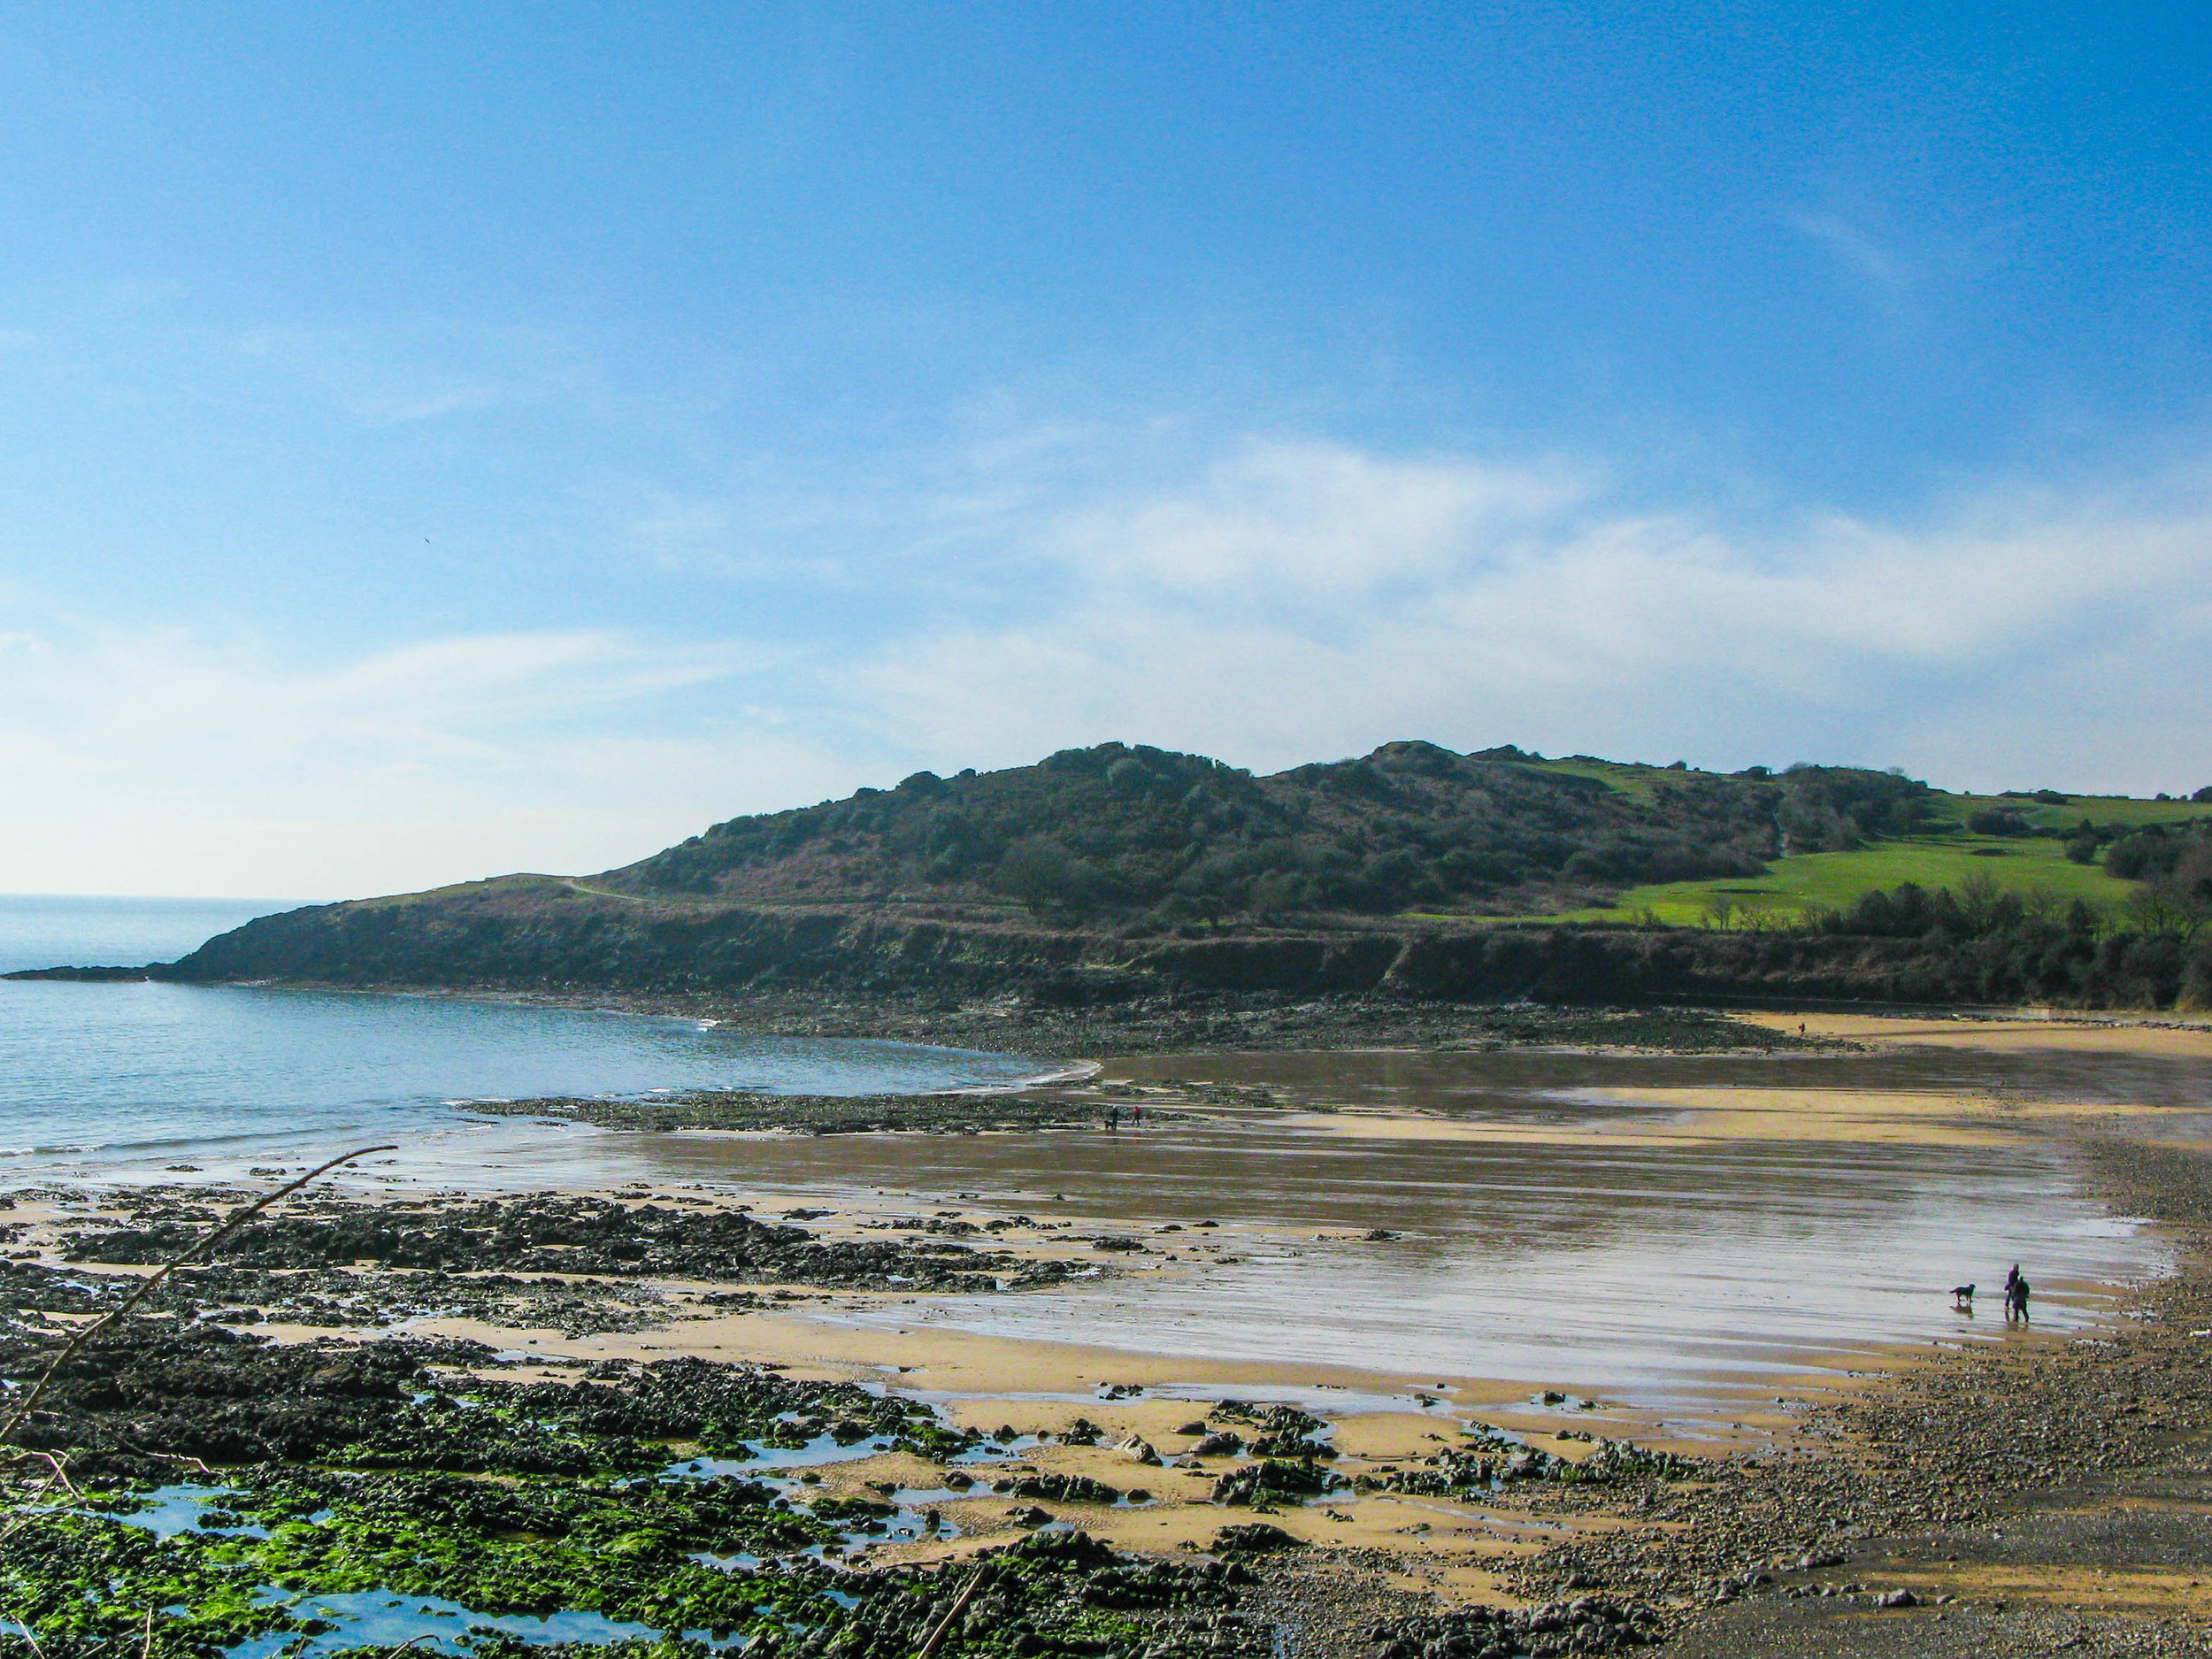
top-left (50, 973), bottom-right (1901, 1059)
top-left (4, 1014), bottom-right (2211, 1657)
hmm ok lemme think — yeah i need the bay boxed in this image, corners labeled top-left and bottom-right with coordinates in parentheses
top-left (0, 895), bottom-right (1051, 1175)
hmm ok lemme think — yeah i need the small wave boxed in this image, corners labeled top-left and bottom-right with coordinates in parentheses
top-left (0, 1141), bottom-right (111, 1157)
top-left (0, 1118), bottom-right (396, 1162)
top-left (930, 1059), bottom-right (1100, 1097)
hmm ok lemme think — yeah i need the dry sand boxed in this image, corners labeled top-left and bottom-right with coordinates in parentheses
top-left (1740, 1009), bottom-right (2212, 1057)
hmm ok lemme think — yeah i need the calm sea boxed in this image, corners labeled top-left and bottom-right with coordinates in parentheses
top-left (0, 895), bottom-right (1051, 1176)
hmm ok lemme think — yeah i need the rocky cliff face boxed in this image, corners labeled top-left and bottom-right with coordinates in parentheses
top-left (147, 876), bottom-right (2101, 1010)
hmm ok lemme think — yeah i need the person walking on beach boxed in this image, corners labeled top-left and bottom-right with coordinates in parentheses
top-left (2002, 1263), bottom-right (2025, 1322)
top-left (2010, 1272), bottom-right (2032, 1323)
top-left (1105, 1104), bottom-right (1120, 1133)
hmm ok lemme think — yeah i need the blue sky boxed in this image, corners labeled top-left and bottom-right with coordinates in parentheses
top-left (3, 2), bottom-right (2209, 896)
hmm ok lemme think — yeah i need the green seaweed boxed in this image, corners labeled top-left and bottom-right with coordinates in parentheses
top-left (0, 1284), bottom-right (1267, 1659)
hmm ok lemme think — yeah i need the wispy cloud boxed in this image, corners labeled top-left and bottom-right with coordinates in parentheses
top-left (232, 322), bottom-right (594, 427)
top-left (0, 618), bottom-right (844, 896)
top-left (10, 424), bottom-right (2212, 898)
top-left (1787, 211), bottom-right (1911, 303)
top-left (843, 433), bottom-right (2212, 792)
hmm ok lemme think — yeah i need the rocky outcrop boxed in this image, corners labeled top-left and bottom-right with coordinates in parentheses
top-left (6, 866), bottom-right (2180, 1011)
top-left (69, 877), bottom-right (2158, 1010)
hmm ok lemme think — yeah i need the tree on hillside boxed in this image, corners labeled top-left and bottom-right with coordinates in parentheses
top-left (2127, 843), bottom-right (2212, 943)
top-left (993, 836), bottom-right (1111, 920)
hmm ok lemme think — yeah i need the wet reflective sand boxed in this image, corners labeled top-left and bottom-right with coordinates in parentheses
top-left (559, 1038), bottom-right (2197, 1424)
top-left (1111, 1040), bottom-right (2212, 1117)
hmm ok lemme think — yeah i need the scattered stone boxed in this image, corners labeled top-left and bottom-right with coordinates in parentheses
top-left (1211, 1522), bottom-right (1305, 1553)
top-left (1119, 1434), bottom-right (1163, 1465)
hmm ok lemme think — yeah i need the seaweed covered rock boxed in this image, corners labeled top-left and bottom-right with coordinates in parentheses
top-left (1210, 1458), bottom-right (1340, 1506)
top-left (1374, 1597), bottom-right (1663, 1659)
top-left (1210, 1523), bottom-right (1303, 1553)
top-left (63, 1194), bottom-right (1079, 1293)
top-left (1356, 1430), bottom-right (1704, 1497)
top-left (995, 1472), bottom-right (1122, 1504)
top-left (0, 1280), bottom-right (972, 1474)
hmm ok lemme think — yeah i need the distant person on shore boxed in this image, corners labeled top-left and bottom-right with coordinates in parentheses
top-left (2002, 1263), bottom-right (2025, 1322)
top-left (2010, 1273), bottom-right (2032, 1322)
top-left (1105, 1105), bottom-right (1120, 1133)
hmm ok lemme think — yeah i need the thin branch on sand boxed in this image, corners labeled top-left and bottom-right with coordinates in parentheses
top-left (4, 1448), bottom-right (79, 1497)
top-left (0, 1146), bottom-right (398, 1451)
top-left (914, 1561), bottom-right (994, 1659)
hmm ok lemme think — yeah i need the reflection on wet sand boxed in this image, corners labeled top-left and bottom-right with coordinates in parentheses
top-left (1113, 1039), bottom-right (2212, 1114)
top-left (590, 1041), bottom-right (2185, 1423)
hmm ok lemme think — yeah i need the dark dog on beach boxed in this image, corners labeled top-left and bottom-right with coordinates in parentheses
top-left (1951, 1283), bottom-right (1975, 1309)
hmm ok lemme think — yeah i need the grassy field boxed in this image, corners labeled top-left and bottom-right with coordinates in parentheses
top-left (1531, 756), bottom-right (1680, 801)
top-left (1944, 792), bottom-right (2212, 830)
top-left (1548, 834), bottom-right (2143, 926)
top-left (1505, 757), bottom-right (2212, 926)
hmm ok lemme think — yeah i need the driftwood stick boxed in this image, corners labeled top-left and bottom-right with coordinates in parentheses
top-left (115, 1443), bottom-right (214, 1477)
top-left (0, 1145), bottom-right (398, 1449)
top-left (4, 1448), bottom-right (79, 1497)
top-left (914, 1560), bottom-right (994, 1659)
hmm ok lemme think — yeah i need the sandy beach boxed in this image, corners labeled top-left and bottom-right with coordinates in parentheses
top-left (7, 1010), bottom-right (2212, 1658)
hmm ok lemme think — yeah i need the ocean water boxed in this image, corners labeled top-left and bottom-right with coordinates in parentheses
top-left (0, 892), bottom-right (304, 976)
top-left (0, 895), bottom-right (1051, 1175)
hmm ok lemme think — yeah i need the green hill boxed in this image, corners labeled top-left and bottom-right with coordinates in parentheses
top-left (35, 739), bottom-right (2208, 1018)
top-left (603, 739), bottom-right (2208, 931)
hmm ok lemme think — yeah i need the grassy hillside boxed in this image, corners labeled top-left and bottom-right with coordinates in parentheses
top-left (603, 740), bottom-right (1791, 922)
top-left (604, 740), bottom-right (2209, 932)
top-left (120, 740), bottom-right (2212, 1015)
top-left (1547, 835), bottom-right (2138, 926)
top-left (1532, 785), bottom-right (2212, 926)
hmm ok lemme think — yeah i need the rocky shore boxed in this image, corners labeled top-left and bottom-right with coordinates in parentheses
top-left (4, 1083), bottom-right (2209, 1659)
top-left (471, 1090), bottom-right (1130, 1137)
top-left (458, 1002), bottom-right (1828, 1139)
top-left (480, 991), bottom-right (1847, 1064)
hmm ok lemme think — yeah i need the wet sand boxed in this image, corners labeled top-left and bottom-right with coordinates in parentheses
top-left (49, 1012), bottom-right (2189, 1428)
top-left (508, 1021), bottom-right (2190, 1429)
top-left (16, 1010), bottom-right (2212, 1655)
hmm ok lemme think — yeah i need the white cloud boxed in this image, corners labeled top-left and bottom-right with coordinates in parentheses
top-left (9, 431), bottom-right (2212, 901)
top-left (1787, 211), bottom-right (1911, 302)
top-left (0, 618), bottom-right (855, 898)
top-left (1045, 439), bottom-right (1583, 600)
top-left (849, 435), bottom-right (2212, 792)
